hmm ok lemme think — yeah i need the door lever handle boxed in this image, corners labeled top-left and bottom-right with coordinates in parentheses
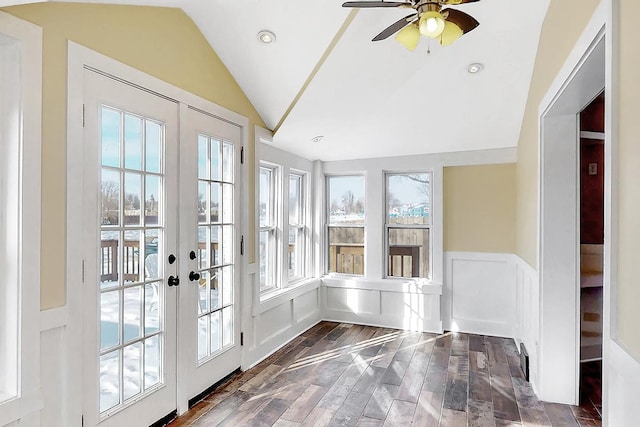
top-left (189, 271), bottom-right (200, 282)
top-left (168, 275), bottom-right (180, 287)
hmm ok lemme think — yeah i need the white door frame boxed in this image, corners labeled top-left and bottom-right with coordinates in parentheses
top-left (66, 42), bottom-right (249, 426)
top-left (537, 0), bottom-right (610, 406)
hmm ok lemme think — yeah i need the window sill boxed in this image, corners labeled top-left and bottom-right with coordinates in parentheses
top-left (256, 278), bottom-right (321, 315)
top-left (322, 275), bottom-right (442, 295)
top-left (0, 390), bottom-right (44, 426)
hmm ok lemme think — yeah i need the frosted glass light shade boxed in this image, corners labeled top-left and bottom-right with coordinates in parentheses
top-left (440, 21), bottom-right (463, 46)
top-left (395, 24), bottom-right (420, 51)
top-left (419, 11), bottom-right (445, 38)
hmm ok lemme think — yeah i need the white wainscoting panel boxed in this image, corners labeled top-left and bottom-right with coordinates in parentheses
top-left (244, 282), bottom-right (322, 369)
top-left (39, 307), bottom-right (68, 427)
top-left (607, 340), bottom-right (640, 426)
top-left (322, 279), bottom-right (442, 333)
top-left (444, 252), bottom-right (516, 338)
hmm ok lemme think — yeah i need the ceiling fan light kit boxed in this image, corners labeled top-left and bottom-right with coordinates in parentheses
top-left (395, 23), bottom-right (420, 50)
top-left (342, 0), bottom-right (479, 50)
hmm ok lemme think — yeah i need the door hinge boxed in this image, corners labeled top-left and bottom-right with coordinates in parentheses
top-left (240, 235), bottom-right (244, 256)
top-left (240, 332), bottom-right (244, 346)
top-left (82, 104), bottom-right (85, 128)
top-left (240, 146), bottom-right (244, 164)
top-left (82, 260), bottom-right (85, 283)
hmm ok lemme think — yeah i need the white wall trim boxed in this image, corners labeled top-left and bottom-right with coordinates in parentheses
top-left (537, 0), bottom-right (607, 406)
top-left (40, 307), bottom-right (68, 333)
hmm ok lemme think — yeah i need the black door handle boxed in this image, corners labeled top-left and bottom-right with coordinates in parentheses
top-left (168, 275), bottom-right (180, 287)
top-left (189, 271), bottom-right (200, 282)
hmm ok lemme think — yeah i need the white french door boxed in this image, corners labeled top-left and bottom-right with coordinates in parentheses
top-left (82, 68), bottom-right (243, 425)
top-left (177, 106), bottom-right (242, 412)
top-left (83, 70), bottom-right (180, 426)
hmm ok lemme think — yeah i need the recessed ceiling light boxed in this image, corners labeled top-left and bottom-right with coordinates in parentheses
top-left (311, 136), bottom-right (324, 143)
top-left (467, 63), bottom-right (484, 74)
top-left (258, 30), bottom-right (276, 44)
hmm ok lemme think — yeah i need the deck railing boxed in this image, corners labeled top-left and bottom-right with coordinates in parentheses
top-left (329, 244), bottom-right (421, 277)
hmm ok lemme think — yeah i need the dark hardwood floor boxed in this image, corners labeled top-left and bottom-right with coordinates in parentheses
top-left (168, 322), bottom-right (602, 426)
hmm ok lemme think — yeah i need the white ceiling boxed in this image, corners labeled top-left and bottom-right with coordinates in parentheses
top-left (10, 0), bottom-right (551, 161)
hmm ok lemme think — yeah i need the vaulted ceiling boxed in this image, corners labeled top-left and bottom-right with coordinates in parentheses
top-left (7, 0), bottom-right (551, 161)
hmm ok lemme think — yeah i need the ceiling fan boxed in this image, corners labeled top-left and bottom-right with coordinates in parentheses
top-left (342, 0), bottom-right (480, 51)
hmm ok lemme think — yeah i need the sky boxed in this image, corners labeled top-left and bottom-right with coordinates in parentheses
top-left (328, 173), bottom-right (430, 208)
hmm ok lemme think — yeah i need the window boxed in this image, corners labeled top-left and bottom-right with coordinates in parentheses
top-left (288, 173), bottom-right (305, 280)
top-left (259, 165), bottom-right (278, 291)
top-left (385, 173), bottom-right (431, 278)
top-left (327, 175), bottom-right (365, 275)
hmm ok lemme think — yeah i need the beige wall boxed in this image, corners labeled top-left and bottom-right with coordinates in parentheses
top-left (444, 164), bottom-right (516, 253)
top-left (616, 0), bottom-right (640, 359)
top-left (2, 3), bottom-right (265, 310)
top-left (515, 0), bottom-right (601, 268)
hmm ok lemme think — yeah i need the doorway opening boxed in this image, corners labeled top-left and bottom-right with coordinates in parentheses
top-left (538, 30), bottom-right (605, 405)
top-left (578, 92), bottom-right (604, 416)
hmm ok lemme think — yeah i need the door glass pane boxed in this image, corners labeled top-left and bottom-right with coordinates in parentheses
top-left (100, 350), bottom-right (120, 412)
top-left (123, 342), bottom-right (142, 401)
top-left (210, 311), bottom-right (220, 354)
top-left (123, 286), bottom-right (142, 343)
top-left (210, 269), bottom-right (220, 311)
top-left (211, 138), bottom-right (221, 182)
top-left (145, 175), bottom-right (160, 226)
top-left (101, 290), bottom-right (120, 350)
top-left (198, 135), bottom-right (208, 180)
top-left (101, 169), bottom-right (120, 226)
top-left (196, 133), bottom-right (235, 362)
top-left (144, 283), bottom-right (159, 335)
top-left (124, 173), bottom-right (142, 226)
top-left (123, 230), bottom-right (142, 284)
top-left (144, 335), bottom-right (160, 390)
top-left (198, 316), bottom-right (207, 360)
top-left (145, 121), bottom-right (162, 174)
top-left (101, 231), bottom-right (120, 290)
top-left (101, 108), bottom-right (120, 168)
top-left (124, 114), bottom-right (142, 171)
top-left (98, 105), bottom-right (166, 414)
top-left (222, 141), bottom-right (233, 183)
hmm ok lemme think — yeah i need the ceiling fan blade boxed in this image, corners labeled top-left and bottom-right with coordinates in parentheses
top-left (342, 1), bottom-right (413, 8)
top-left (372, 14), bottom-right (418, 41)
top-left (440, 0), bottom-right (480, 4)
top-left (442, 8), bottom-right (479, 34)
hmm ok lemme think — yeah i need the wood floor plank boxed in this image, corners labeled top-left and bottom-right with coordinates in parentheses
top-left (491, 365), bottom-right (521, 422)
top-left (439, 408), bottom-right (467, 427)
top-left (468, 335), bottom-right (486, 352)
top-left (281, 384), bottom-right (329, 423)
top-left (469, 371), bottom-right (492, 403)
top-left (543, 402), bottom-right (580, 426)
top-left (167, 323), bottom-right (592, 427)
top-left (356, 417), bottom-right (385, 427)
top-left (468, 399), bottom-right (495, 427)
top-left (396, 350), bottom-right (430, 402)
top-left (353, 365), bottom-right (387, 395)
top-left (301, 406), bottom-right (336, 427)
top-left (383, 399), bottom-right (416, 426)
top-left (362, 383), bottom-right (399, 420)
top-left (413, 390), bottom-right (444, 426)
top-left (328, 390), bottom-right (370, 427)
